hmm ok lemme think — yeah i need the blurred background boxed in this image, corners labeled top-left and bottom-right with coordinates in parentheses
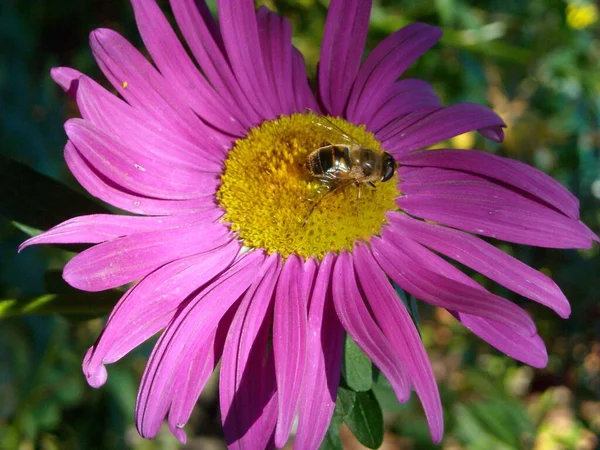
top-left (1, 0), bottom-right (599, 448)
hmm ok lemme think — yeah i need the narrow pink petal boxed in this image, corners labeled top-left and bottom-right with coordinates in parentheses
top-left (19, 212), bottom-right (212, 250)
top-left (292, 48), bottom-right (320, 113)
top-left (332, 252), bottom-right (411, 402)
top-left (353, 243), bottom-right (443, 443)
top-left (89, 28), bottom-right (228, 159)
top-left (66, 119), bottom-right (218, 199)
top-left (398, 149), bottom-right (580, 220)
top-left (63, 216), bottom-right (230, 291)
top-left (169, 0), bottom-right (262, 126)
top-left (167, 308), bottom-right (235, 443)
top-left (372, 233), bottom-right (536, 335)
top-left (50, 66), bottom-right (82, 98)
top-left (218, 0), bottom-right (279, 119)
top-left (347, 23), bottom-right (442, 124)
top-left (318, 0), bottom-right (372, 116)
top-left (273, 255), bottom-right (308, 447)
top-left (455, 313), bottom-right (548, 368)
top-left (129, 0), bottom-right (246, 136)
top-left (365, 79), bottom-right (441, 133)
top-left (376, 226), bottom-right (548, 367)
top-left (256, 6), bottom-right (295, 116)
top-left (75, 76), bottom-right (218, 171)
top-left (296, 253), bottom-right (344, 450)
top-left (380, 103), bottom-right (506, 156)
top-left (397, 167), bottom-right (593, 249)
top-left (389, 213), bottom-right (571, 317)
top-left (81, 240), bottom-right (240, 388)
top-left (220, 254), bottom-right (281, 450)
top-left (135, 250), bottom-right (264, 439)
top-left (64, 142), bottom-right (213, 216)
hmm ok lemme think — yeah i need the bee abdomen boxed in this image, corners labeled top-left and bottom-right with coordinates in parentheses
top-left (308, 145), bottom-right (351, 177)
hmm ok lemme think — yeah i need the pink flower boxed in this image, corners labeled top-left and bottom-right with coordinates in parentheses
top-left (20, 0), bottom-right (598, 448)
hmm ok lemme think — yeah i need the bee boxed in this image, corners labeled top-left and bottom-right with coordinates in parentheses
top-left (303, 115), bottom-right (397, 225)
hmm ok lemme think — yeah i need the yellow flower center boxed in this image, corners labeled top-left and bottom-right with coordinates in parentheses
top-left (217, 113), bottom-right (400, 260)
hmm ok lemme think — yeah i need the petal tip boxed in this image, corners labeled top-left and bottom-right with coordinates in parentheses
top-left (83, 361), bottom-right (108, 388)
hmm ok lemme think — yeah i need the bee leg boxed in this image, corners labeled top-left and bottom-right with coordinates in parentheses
top-left (302, 181), bottom-right (340, 227)
top-left (355, 182), bottom-right (361, 216)
top-left (367, 181), bottom-right (377, 189)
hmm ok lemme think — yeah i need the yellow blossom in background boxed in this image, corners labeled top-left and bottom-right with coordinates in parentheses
top-left (450, 131), bottom-right (475, 149)
top-left (566, 2), bottom-right (599, 29)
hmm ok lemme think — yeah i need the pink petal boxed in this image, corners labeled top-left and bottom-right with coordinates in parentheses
top-left (318, 0), bottom-right (372, 116)
top-left (353, 243), bottom-right (443, 443)
top-left (373, 230), bottom-right (549, 367)
top-left (365, 79), bottom-right (441, 133)
top-left (380, 103), bottom-right (506, 156)
top-left (220, 254), bottom-right (281, 450)
top-left (347, 23), bottom-right (442, 125)
top-left (273, 254), bottom-right (308, 447)
top-left (135, 250), bottom-right (264, 439)
top-left (398, 149), bottom-right (580, 220)
top-left (372, 233), bottom-right (536, 336)
top-left (169, 0), bottom-right (262, 127)
top-left (50, 66), bottom-right (82, 98)
top-left (89, 28), bottom-right (228, 159)
top-left (19, 212), bottom-right (212, 250)
top-left (332, 252), bottom-right (411, 402)
top-left (397, 167), bottom-right (593, 249)
top-left (82, 240), bottom-right (240, 388)
top-left (389, 213), bottom-right (571, 318)
top-left (75, 76), bottom-right (218, 171)
top-left (129, 0), bottom-right (246, 136)
top-left (257, 6), bottom-right (296, 116)
top-left (292, 48), bottom-right (320, 113)
top-left (66, 119), bottom-right (219, 199)
top-left (296, 253), bottom-right (344, 450)
top-left (217, 0), bottom-right (279, 119)
top-left (63, 216), bottom-right (230, 291)
top-left (64, 142), bottom-right (214, 216)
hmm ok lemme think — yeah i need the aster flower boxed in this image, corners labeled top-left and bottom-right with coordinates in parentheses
top-left (20, 0), bottom-right (598, 448)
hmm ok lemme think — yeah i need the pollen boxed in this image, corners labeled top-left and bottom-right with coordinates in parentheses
top-left (217, 113), bottom-right (400, 260)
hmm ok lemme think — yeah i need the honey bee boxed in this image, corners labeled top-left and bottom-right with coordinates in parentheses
top-left (303, 115), bottom-right (397, 225)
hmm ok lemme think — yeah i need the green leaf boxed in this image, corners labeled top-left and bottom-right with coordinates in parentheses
top-left (0, 290), bottom-right (120, 318)
top-left (343, 390), bottom-right (384, 449)
top-left (0, 155), bottom-right (109, 233)
top-left (342, 334), bottom-right (372, 392)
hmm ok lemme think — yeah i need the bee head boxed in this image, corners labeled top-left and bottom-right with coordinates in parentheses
top-left (381, 152), bottom-right (396, 182)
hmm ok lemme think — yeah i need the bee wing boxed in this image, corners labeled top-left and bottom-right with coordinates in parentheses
top-left (306, 108), bottom-right (361, 146)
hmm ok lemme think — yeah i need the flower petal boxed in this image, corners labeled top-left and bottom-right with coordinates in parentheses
top-left (129, 0), bottom-right (246, 136)
top-left (398, 149), bottom-right (580, 220)
top-left (372, 232), bottom-right (536, 336)
top-left (64, 142), bottom-right (213, 216)
top-left (169, 0), bottom-right (262, 126)
top-left (318, 0), bottom-right (372, 116)
top-left (19, 212), bottom-right (212, 250)
top-left (135, 250), bottom-right (264, 439)
top-left (90, 28), bottom-right (228, 159)
top-left (353, 243), bottom-right (443, 443)
top-left (347, 23), bottom-right (442, 125)
top-left (273, 254), bottom-right (308, 447)
top-left (292, 48), bottom-right (321, 113)
top-left (220, 254), bottom-right (281, 450)
top-left (296, 253), bottom-right (345, 450)
top-left (217, 0), bottom-right (279, 119)
top-left (375, 226), bottom-right (548, 367)
top-left (256, 6), bottom-right (296, 116)
top-left (75, 76), bottom-right (218, 171)
top-left (82, 240), bottom-right (240, 388)
top-left (397, 167), bottom-right (593, 248)
top-left (380, 103), bottom-right (506, 156)
top-left (332, 251), bottom-right (411, 402)
top-left (365, 79), bottom-right (441, 133)
top-left (63, 216), bottom-right (230, 291)
top-left (389, 213), bottom-right (571, 318)
top-left (50, 66), bottom-right (82, 98)
top-left (455, 313), bottom-right (548, 368)
top-left (66, 119), bottom-right (218, 199)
